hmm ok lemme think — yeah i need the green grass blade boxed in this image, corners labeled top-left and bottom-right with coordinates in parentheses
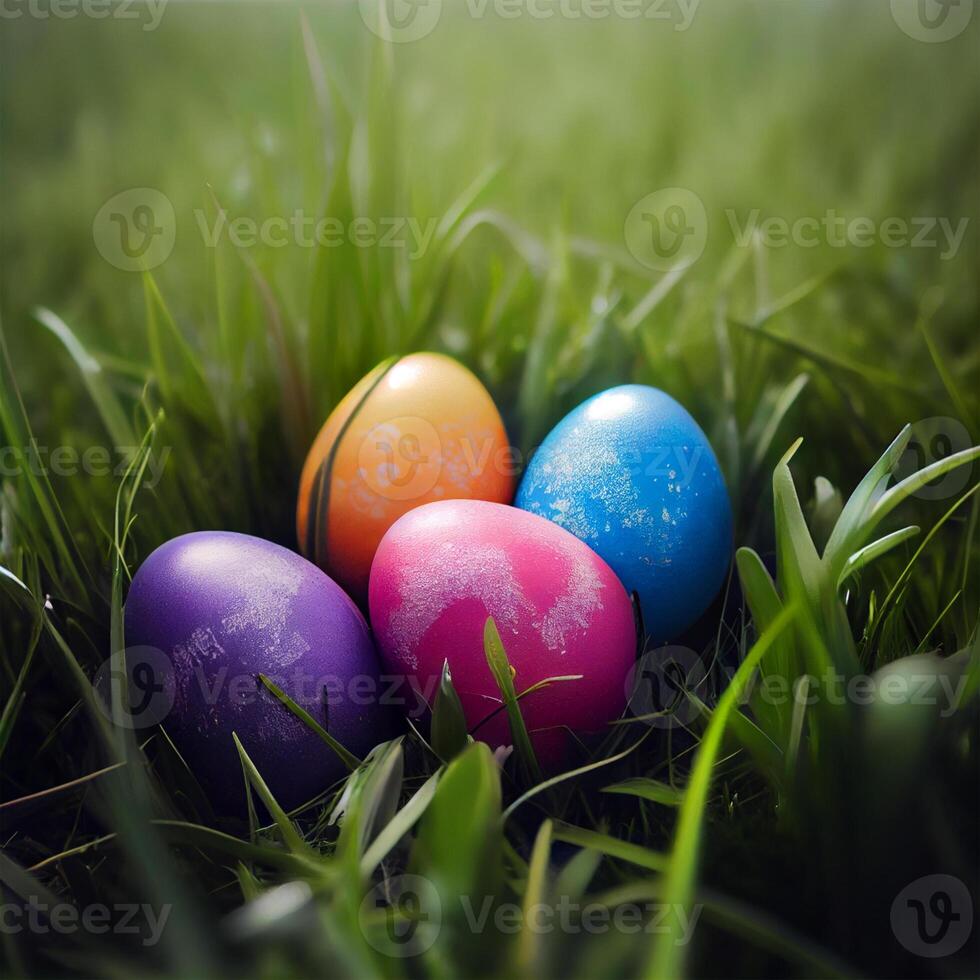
top-left (257, 673), bottom-right (361, 771)
top-left (516, 818), bottom-right (553, 972)
top-left (232, 733), bottom-right (310, 855)
top-left (483, 617), bottom-right (543, 784)
top-left (552, 822), bottom-right (667, 873)
top-left (646, 603), bottom-right (797, 980)
top-left (601, 778), bottom-right (683, 807)
top-left (837, 525), bottom-right (920, 590)
top-left (359, 769), bottom-right (441, 878)
top-left (430, 659), bottom-right (469, 762)
top-left (869, 445), bottom-right (980, 529)
top-left (823, 425), bottom-right (912, 568)
top-left (33, 307), bottom-right (136, 448)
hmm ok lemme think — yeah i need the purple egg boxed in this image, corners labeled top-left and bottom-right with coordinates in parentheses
top-left (124, 531), bottom-right (386, 813)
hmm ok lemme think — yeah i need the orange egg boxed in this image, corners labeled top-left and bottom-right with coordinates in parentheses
top-left (297, 352), bottom-right (515, 603)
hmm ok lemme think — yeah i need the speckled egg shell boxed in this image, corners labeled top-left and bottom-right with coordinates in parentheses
top-left (516, 385), bottom-right (733, 641)
top-left (297, 352), bottom-right (515, 605)
top-left (369, 500), bottom-right (636, 767)
top-left (125, 531), bottom-right (386, 813)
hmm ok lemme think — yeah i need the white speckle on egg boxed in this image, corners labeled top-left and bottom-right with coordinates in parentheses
top-left (535, 547), bottom-right (605, 653)
top-left (220, 553), bottom-right (305, 668)
top-left (387, 542), bottom-right (534, 669)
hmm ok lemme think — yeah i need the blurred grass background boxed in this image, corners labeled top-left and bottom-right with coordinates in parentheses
top-left (1, 2), bottom-right (978, 977)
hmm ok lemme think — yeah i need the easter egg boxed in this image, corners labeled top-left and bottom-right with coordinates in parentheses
top-left (516, 385), bottom-right (732, 641)
top-left (124, 531), bottom-right (387, 813)
top-left (297, 352), bottom-right (515, 604)
top-left (369, 500), bottom-right (636, 766)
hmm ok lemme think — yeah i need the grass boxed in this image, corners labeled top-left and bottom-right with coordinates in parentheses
top-left (1, 2), bottom-right (979, 977)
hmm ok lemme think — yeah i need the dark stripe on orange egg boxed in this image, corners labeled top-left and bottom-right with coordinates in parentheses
top-left (307, 355), bottom-right (402, 570)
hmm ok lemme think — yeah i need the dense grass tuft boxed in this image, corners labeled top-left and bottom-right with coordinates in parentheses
top-left (1, 4), bottom-right (978, 977)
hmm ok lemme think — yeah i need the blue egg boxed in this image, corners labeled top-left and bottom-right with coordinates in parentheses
top-left (516, 385), bottom-right (732, 640)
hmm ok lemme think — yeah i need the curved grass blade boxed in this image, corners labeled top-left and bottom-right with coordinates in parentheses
top-left (837, 525), bottom-right (920, 590)
top-left (33, 307), bottom-right (136, 448)
top-left (552, 822), bottom-right (667, 873)
top-left (602, 778), bottom-right (683, 808)
top-left (430, 660), bottom-right (469, 762)
top-left (823, 425), bottom-right (911, 568)
top-left (359, 769), bottom-right (441, 877)
top-left (232, 733), bottom-right (309, 855)
top-left (483, 617), bottom-right (543, 784)
top-left (868, 444), bottom-right (980, 529)
top-left (517, 819), bottom-right (553, 972)
top-left (257, 673), bottom-right (360, 771)
top-left (646, 603), bottom-right (797, 980)
top-left (152, 820), bottom-right (323, 875)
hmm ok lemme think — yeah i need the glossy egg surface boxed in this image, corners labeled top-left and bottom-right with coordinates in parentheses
top-left (516, 384), bottom-right (732, 640)
top-left (369, 500), bottom-right (636, 766)
top-left (297, 352), bottom-right (514, 604)
top-left (124, 531), bottom-right (386, 813)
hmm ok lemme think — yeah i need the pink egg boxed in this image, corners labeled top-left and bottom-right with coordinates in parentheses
top-left (369, 500), bottom-right (636, 767)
